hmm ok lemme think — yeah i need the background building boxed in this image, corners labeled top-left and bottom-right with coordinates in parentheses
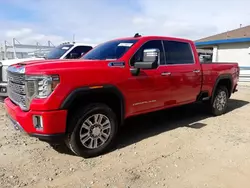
top-left (195, 25), bottom-right (250, 82)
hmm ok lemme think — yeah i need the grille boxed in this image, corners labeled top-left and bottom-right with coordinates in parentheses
top-left (7, 71), bottom-right (28, 110)
top-left (7, 71), bottom-right (25, 84)
top-left (8, 81), bottom-right (26, 94)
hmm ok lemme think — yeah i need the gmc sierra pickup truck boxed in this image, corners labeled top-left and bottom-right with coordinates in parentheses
top-left (4, 34), bottom-right (239, 158)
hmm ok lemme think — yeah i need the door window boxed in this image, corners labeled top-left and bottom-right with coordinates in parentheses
top-left (163, 41), bottom-right (194, 64)
top-left (130, 40), bottom-right (165, 66)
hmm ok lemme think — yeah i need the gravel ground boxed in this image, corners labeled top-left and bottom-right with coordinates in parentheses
top-left (0, 85), bottom-right (250, 188)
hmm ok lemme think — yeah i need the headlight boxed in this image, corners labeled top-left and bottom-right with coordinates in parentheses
top-left (25, 75), bottom-right (60, 99)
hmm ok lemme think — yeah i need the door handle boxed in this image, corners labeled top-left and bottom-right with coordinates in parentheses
top-left (161, 72), bottom-right (171, 76)
top-left (193, 69), bottom-right (200, 73)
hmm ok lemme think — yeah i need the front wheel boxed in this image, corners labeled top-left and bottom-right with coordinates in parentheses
top-left (65, 103), bottom-right (119, 158)
top-left (211, 86), bottom-right (229, 116)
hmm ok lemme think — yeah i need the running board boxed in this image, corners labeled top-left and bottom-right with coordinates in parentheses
top-left (202, 97), bottom-right (210, 101)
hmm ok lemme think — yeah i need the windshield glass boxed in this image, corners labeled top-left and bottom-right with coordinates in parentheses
top-left (82, 39), bottom-right (138, 60)
top-left (46, 44), bottom-right (73, 59)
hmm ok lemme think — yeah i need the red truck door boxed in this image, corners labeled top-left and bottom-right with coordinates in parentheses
top-left (162, 40), bottom-right (202, 105)
top-left (126, 40), bottom-right (171, 114)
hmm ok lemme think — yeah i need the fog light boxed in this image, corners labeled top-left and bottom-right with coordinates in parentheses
top-left (33, 115), bottom-right (43, 130)
top-left (1, 87), bottom-right (7, 93)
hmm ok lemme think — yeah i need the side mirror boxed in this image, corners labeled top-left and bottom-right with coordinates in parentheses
top-left (69, 52), bottom-right (80, 59)
top-left (134, 48), bottom-right (159, 69)
top-left (130, 48), bottom-right (160, 76)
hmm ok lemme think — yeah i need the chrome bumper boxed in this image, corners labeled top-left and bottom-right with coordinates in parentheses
top-left (6, 114), bottom-right (24, 132)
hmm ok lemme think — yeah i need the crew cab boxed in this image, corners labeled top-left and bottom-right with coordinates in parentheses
top-left (4, 34), bottom-right (239, 158)
top-left (0, 42), bottom-right (95, 97)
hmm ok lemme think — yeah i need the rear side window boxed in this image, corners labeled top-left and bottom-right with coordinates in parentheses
top-left (163, 41), bottom-right (194, 64)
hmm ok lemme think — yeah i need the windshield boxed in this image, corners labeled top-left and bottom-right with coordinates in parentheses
top-left (46, 44), bottom-right (73, 59)
top-left (82, 39), bottom-right (138, 60)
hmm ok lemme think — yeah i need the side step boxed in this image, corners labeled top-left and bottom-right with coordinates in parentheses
top-left (202, 97), bottom-right (210, 101)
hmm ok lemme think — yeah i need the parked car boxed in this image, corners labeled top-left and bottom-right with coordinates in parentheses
top-left (4, 34), bottom-right (239, 158)
top-left (0, 42), bottom-right (95, 97)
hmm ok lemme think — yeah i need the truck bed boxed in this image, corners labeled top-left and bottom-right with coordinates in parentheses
top-left (201, 62), bottom-right (239, 96)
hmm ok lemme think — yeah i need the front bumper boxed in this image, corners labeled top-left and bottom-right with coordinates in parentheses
top-left (0, 82), bottom-right (8, 97)
top-left (4, 97), bottom-right (67, 143)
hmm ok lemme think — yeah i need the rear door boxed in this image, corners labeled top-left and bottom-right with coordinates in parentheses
top-left (162, 40), bottom-right (202, 105)
top-left (126, 40), bottom-right (171, 114)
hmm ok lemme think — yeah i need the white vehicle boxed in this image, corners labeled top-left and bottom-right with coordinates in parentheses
top-left (0, 42), bottom-right (95, 97)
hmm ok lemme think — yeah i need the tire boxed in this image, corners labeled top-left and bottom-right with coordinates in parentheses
top-left (65, 103), bottom-right (118, 158)
top-left (210, 86), bottom-right (229, 116)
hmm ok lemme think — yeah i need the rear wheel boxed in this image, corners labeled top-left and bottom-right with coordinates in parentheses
top-left (65, 103), bottom-right (118, 158)
top-left (210, 86), bottom-right (229, 116)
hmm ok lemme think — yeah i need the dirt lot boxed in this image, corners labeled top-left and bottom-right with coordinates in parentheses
top-left (0, 86), bottom-right (250, 188)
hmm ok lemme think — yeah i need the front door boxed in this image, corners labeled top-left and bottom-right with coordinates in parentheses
top-left (125, 40), bottom-right (171, 115)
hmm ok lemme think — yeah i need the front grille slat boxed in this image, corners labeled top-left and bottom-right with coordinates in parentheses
top-left (8, 90), bottom-right (27, 108)
top-left (7, 72), bottom-right (25, 85)
top-left (7, 69), bottom-right (28, 110)
top-left (8, 81), bottom-right (26, 95)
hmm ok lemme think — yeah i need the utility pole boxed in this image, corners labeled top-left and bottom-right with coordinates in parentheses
top-left (12, 38), bottom-right (17, 59)
top-left (73, 34), bottom-right (75, 44)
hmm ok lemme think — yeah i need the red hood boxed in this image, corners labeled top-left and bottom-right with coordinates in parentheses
top-left (16, 59), bottom-right (84, 66)
top-left (11, 59), bottom-right (113, 75)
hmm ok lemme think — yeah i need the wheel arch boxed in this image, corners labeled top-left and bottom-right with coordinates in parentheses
top-left (60, 84), bottom-right (125, 126)
top-left (212, 74), bottom-right (233, 100)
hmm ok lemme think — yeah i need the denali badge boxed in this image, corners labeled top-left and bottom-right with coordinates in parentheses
top-left (133, 100), bottom-right (156, 106)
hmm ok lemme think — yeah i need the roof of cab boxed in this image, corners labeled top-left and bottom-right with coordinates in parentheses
top-left (109, 35), bottom-right (194, 44)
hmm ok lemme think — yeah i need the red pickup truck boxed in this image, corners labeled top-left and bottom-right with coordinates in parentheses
top-left (4, 34), bottom-right (239, 158)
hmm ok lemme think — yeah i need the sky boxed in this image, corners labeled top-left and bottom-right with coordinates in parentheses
top-left (1, 0), bottom-right (250, 46)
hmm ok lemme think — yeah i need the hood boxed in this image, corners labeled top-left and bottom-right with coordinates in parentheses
top-left (15, 59), bottom-right (66, 66)
top-left (12, 59), bottom-right (113, 74)
top-left (0, 57), bottom-right (44, 66)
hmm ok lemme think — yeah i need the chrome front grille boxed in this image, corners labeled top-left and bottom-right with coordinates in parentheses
top-left (8, 89), bottom-right (26, 106)
top-left (8, 81), bottom-right (26, 94)
top-left (7, 71), bottom-right (25, 84)
top-left (7, 69), bottom-right (28, 111)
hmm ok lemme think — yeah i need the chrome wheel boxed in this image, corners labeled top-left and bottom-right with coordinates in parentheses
top-left (79, 114), bottom-right (111, 149)
top-left (214, 90), bottom-right (227, 111)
